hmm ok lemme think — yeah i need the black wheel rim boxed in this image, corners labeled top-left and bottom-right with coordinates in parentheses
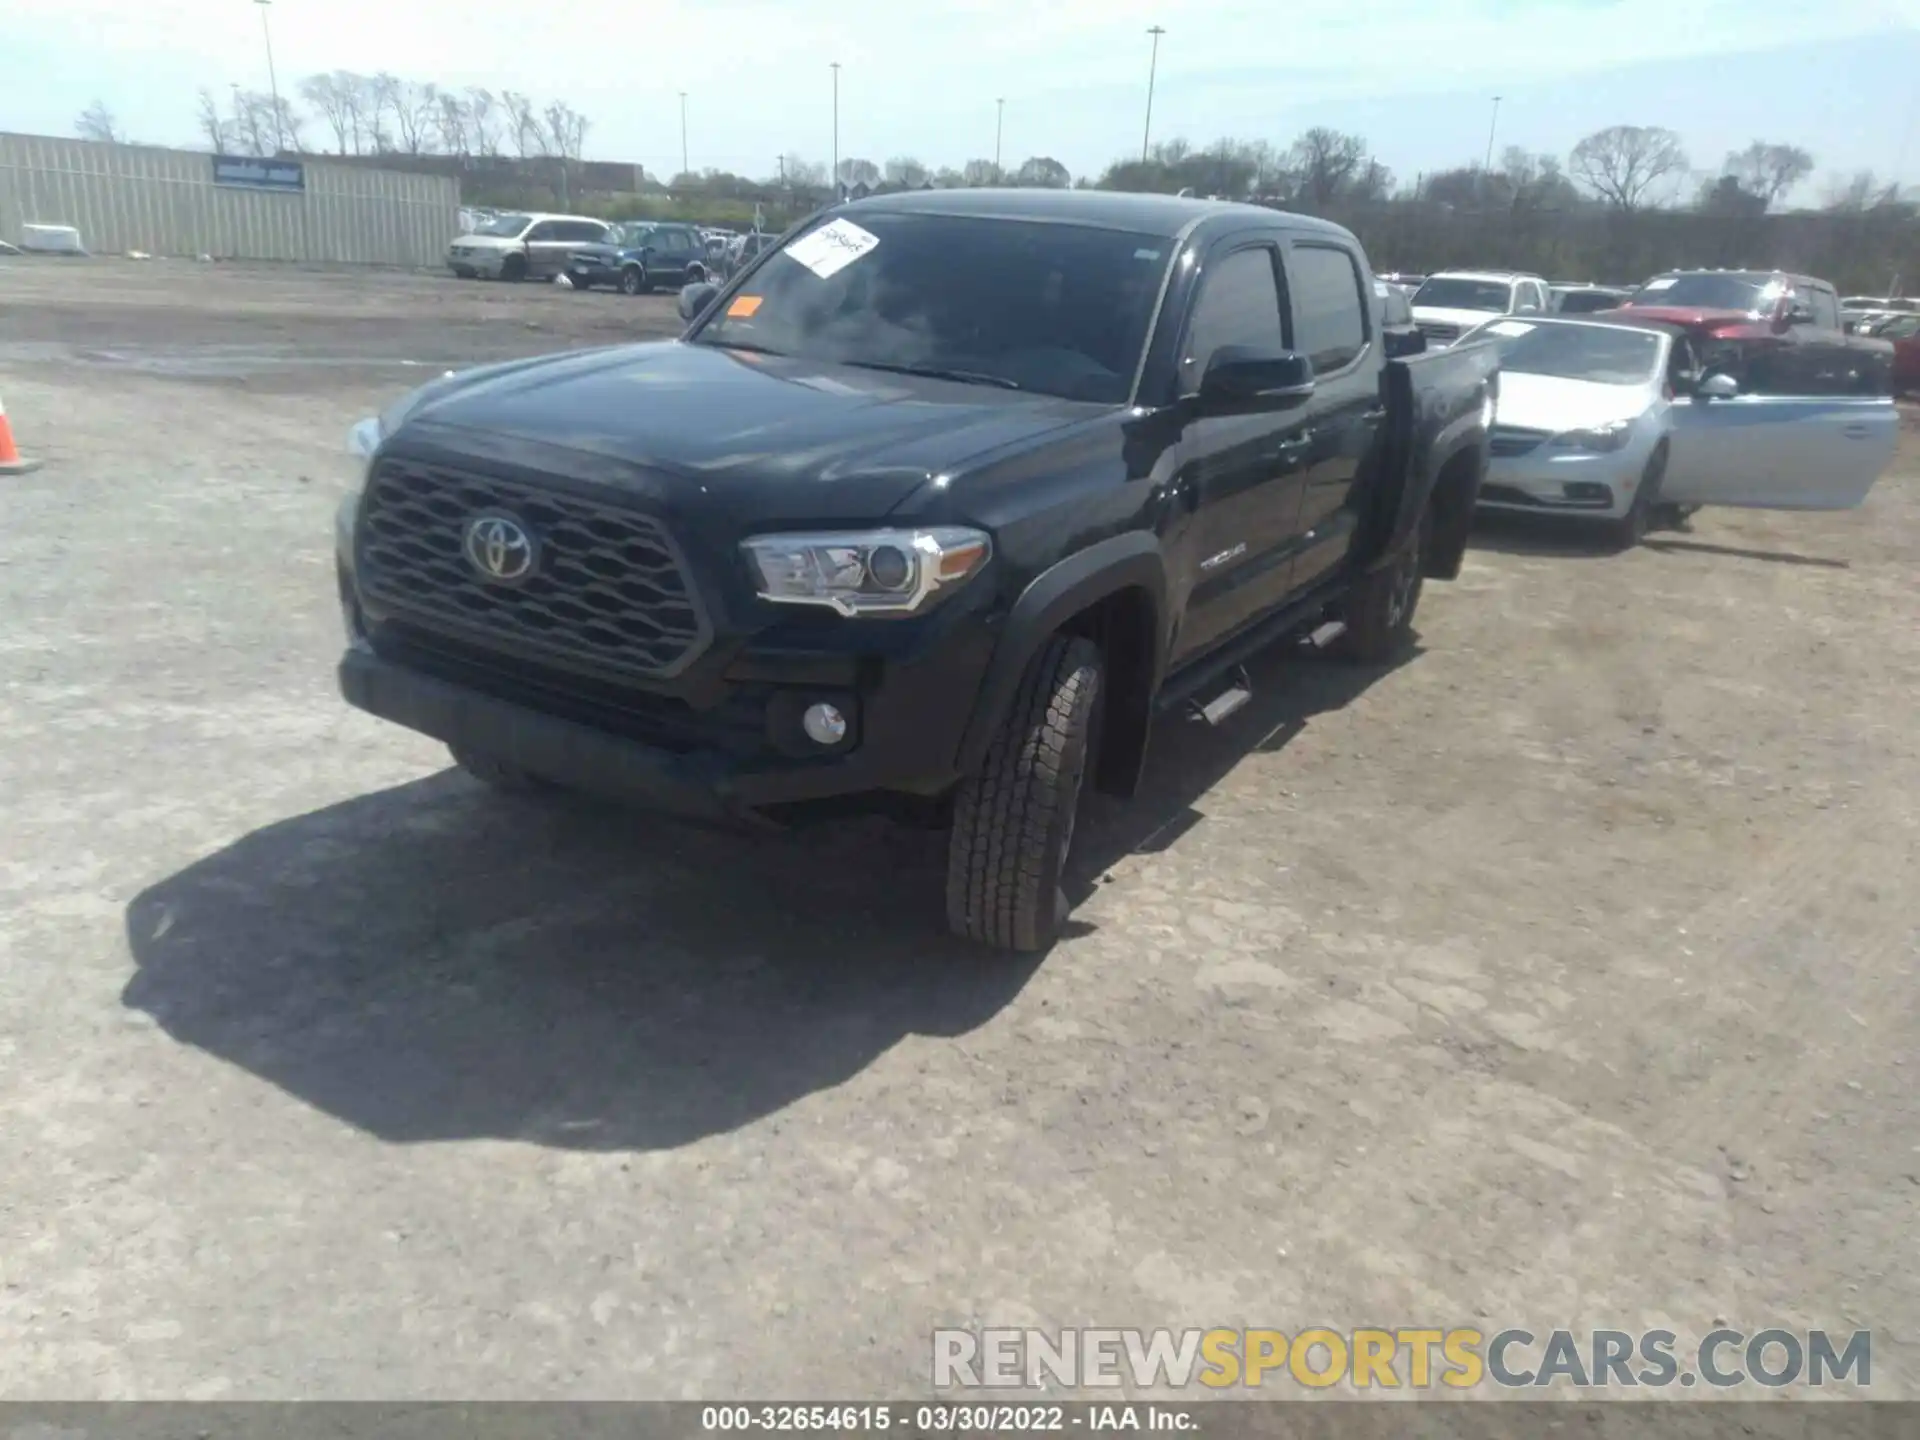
top-left (1386, 532), bottom-right (1421, 630)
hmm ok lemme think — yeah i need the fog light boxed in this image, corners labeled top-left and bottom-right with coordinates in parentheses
top-left (802, 702), bottom-right (848, 746)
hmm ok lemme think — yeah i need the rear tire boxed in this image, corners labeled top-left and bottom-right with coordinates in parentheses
top-left (946, 635), bottom-right (1103, 952)
top-left (451, 745), bottom-right (555, 797)
top-left (1337, 503), bottom-right (1430, 663)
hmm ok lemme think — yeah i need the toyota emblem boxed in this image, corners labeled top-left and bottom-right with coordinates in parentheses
top-left (462, 513), bottom-right (538, 583)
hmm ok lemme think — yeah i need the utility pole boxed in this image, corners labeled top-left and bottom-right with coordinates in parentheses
top-left (1142, 25), bottom-right (1165, 164)
top-left (995, 97), bottom-right (1005, 178)
top-left (1483, 95), bottom-right (1502, 172)
top-left (253, 0), bottom-right (284, 154)
top-left (830, 62), bottom-right (841, 194)
top-left (679, 91), bottom-right (689, 178)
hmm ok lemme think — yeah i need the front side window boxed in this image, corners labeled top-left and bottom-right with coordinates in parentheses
top-left (473, 213), bottom-right (533, 238)
top-left (1288, 244), bottom-right (1368, 373)
top-left (1180, 247), bottom-right (1286, 394)
top-left (695, 211), bottom-right (1174, 404)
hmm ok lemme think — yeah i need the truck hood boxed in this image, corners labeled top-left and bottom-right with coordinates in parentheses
top-left (1495, 372), bottom-right (1653, 434)
top-left (1410, 306), bottom-right (1506, 339)
top-left (399, 341), bottom-right (1101, 520)
top-left (1616, 304), bottom-right (1768, 337)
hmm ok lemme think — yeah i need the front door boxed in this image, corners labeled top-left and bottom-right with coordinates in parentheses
top-left (1285, 239), bottom-right (1388, 590)
top-left (521, 220), bottom-right (563, 278)
top-left (1664, 389), bottom-right (1895, 509)
top-left (1163, 240), bottom-right (1314, 665)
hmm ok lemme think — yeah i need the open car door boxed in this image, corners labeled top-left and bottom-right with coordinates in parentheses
top-left (1664, 385), bottom-right (1897, 510)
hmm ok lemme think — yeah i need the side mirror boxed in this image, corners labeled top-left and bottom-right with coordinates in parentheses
top-left (1197, 346), bottom-right (1315, 415)
top-left (678, 282), bottom-right (721, 322)
top-left (1697, 372), bottom-right (1740, 400)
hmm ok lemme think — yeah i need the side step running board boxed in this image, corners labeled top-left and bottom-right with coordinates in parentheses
top-left (1308, 619), bottom-right (1347, 649)
top-left (1189, 665), bottom-right (1252, 726)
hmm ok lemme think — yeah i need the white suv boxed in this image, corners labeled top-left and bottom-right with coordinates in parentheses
top-left (1409, 270), bottom-right (1549, 348)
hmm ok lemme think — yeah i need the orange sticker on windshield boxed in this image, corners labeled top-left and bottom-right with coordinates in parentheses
top-left (728, 295), bottom-right (763, 317)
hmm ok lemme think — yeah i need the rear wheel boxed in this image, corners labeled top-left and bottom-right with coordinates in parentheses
top-left (1337, 503), bottom-right (1430, 663)
top-left (946, 635), bottom-right (1103, 952)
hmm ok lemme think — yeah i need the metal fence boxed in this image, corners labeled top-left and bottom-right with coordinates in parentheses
top-left (0, 132), bottom-right (460, 267)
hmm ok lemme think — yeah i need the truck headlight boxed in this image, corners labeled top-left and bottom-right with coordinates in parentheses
top-left (742, 527), bottom-right (991, 616)
top-left (1551, 420), bottom-right (1633, 452)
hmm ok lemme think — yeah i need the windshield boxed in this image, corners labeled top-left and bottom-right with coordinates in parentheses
top-left (1411, 277), bottom-right (1515, 312)
top-left (1629, 273), bottom-right (1780, 311)
top-left (472, 213), bottom-right (532, 238)
top-left (1556, 289), bottom-right (1626, 314)
top-left (1467, 320), bottom-right (1661, 384)
top-left (692, 212), bottom-right (1174, 403)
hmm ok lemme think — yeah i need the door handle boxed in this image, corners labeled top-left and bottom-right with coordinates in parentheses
top-left (1272, 430), bottom-right (1315, 456)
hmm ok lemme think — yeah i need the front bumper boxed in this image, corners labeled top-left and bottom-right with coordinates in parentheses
top-left (1477, 440), bottom-right (1652, 519)
top-left (446, 249), bottom-right (506, 277)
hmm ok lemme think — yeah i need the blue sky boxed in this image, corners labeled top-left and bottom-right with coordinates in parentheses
top-left (6, 0), bottom-right (1917, 202)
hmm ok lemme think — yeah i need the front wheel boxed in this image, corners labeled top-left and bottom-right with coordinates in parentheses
top-left (1609, 444), bottom-right (1668, 550)
top-left (621, 265), bottom-right (649, 296)
top-left (499, 253), bottom-right (527, 283)
top-left (945, 635), bottom-right (1103, 952)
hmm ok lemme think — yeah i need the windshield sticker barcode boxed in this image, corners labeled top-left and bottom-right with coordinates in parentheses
top-left (783, 219), bottom-right (881, 279)
top-left (1488, 320), bottom-right (1535, 337)
top-left (1641, 277), bottom-right (1676, 291)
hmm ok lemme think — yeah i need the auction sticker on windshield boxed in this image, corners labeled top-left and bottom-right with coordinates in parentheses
top-left (1488, 320), bottom-right (1535, 337)
top-left (727, 295), bottom-right (763, 318)
top-left (783, 219), bottom-right (880, 279)
top-left (1641, 277), bottom-right (1676, 291)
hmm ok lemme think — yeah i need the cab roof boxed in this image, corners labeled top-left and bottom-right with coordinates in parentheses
top-left (836, 187), bottom-right (1356, 241)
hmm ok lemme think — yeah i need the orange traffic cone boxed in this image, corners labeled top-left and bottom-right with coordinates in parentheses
top-left (0, 393), bottom-right (42, 475)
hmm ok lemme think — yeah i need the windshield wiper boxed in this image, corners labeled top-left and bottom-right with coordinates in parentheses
top-left (708, 340), bottom-right (788, 357)
top-left (840, 360), bottom-right (1022, 390)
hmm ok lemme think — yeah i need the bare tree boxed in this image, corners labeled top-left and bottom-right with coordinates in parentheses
top-left (1013, 156), bottom-right (1071, 188)
top-left (434, 91), bottom-right (471, 158)
top-left (777, 154), bottom-right (827, 188)
top-left (960, 158), bottom-right (999, 187)
top-left (75, 100), bottom-right (125, 145)
top-left (466, 88), bottom-right (502, 158)
top-left (373, 74), bottom-right (437, 154)
top-left (229, 89), bottom-right (273, 156)
top-left (300, 72), bottom-right (356, 154)
top-left (1724, 141), bottom-right (1815, 211)
top-left (1569, 124), bottom-right (1689, 212)
top-left (501, 91), bottom-right (543, 158)
top-left (195, 88), bottom-right (232, 152)
top-left (544, 101), bottom-right (589, 161)
top-left (1821, 169), bottom-right (1900, 212)
top-left (836, 157), bottom-right (881, 187)
top-left (883, 155), bottom-right (929, 188)
top-left (1283, 127), bottom-right (1369, 205)
top-left (344, 72), bottom-right (382, 153)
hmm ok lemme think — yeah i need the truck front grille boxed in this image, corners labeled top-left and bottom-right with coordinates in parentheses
top-left (1417, 322), bottom-right (1461, 344)
top-left (1489, 425), bottom-right (1550, 457)
top-left (357, 457), bottom-right (711, 680)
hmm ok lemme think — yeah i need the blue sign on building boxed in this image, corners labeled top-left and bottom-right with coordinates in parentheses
top-left (212, 155), bottom-right (305, 192)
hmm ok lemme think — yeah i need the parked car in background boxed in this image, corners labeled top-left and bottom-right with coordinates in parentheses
top-left (566, 221), bottom-right (713, 294)
top-left (1409, 270), bottom-right (1550, 347)
top-left (1376, 278), bottom-right (1425, 358)
top-left (1867, 312), bottom-right (1920, 392)
top-left (720, 231), bottom-right (777, 280)
top-left (446, 212), bottom-right (613, 281)
top-left (1620, 269), bottom-right (1891, 395)
top-left (1550, 283), bottom-right (1632, 315)
top-left (339, 190), bottom-right (1499, 951)
top-left (1841, 296), bottom-right (1916, 333)
top-left (1463, 313), bottom-right (1896, 545)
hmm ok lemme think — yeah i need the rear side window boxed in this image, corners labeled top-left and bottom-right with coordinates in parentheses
top-left (1288, 244), bottom-right (1368, 373)
top-left (1180, 246), bottom-right (1285, 394)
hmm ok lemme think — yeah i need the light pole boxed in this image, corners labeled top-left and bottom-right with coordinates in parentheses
top-left (679, 91), bottom-right (689, 178)
top-left (995, 97), bottom-right (1005, 178)
top-left (830, 62), bottom-right (841, 193)
top-left (253, 0), bottom-right (284, 154)
top-left (1483, 95), bottom-right (1502, 172)
top-left (1142, 25), bottom-right (1165, 163)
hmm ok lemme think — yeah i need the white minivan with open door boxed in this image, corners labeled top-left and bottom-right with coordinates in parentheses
top-left (1465, 314), bottom-right (1897, 546)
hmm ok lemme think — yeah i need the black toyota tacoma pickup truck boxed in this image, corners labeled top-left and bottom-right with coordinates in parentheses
top-left (338, 190), bottom-right (1497, 951)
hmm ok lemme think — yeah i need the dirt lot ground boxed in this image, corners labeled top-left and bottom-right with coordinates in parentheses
top-left (0, 258), bottom-right (1915, 1401)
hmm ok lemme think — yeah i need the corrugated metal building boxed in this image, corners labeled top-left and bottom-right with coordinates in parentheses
top-left (0, 132), bottom-right (460, 267)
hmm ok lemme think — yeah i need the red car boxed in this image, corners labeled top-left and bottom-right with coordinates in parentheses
top-left (1870, 313), bottom-right (1920, 394)
top-left (1617, 269), bottom-right (1890, 395)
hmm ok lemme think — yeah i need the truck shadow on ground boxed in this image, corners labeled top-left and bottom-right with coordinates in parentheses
top-left (120, 644), bottom-right (1409, 1153)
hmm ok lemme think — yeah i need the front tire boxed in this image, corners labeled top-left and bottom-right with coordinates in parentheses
top-left (946, 635), bottom-right (1103, 952)
top-left (620, 265), bottom-right (648, 296)
top-left (499, 254), bottom-right (527, 283)
top-left (1610, 444), bottom-right (1668, 549)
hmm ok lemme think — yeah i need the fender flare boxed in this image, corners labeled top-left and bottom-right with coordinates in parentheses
top-left (955, 531), bottom-right (1169, 777)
